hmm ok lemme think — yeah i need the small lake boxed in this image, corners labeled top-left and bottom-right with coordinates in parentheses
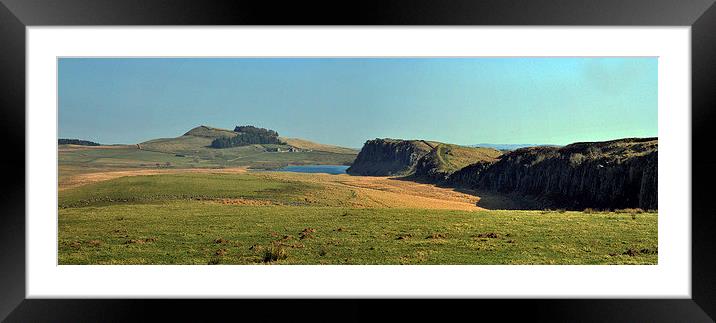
top-left (277, 165), bottom-right (349, 175)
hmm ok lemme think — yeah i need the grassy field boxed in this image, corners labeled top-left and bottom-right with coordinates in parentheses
top-left (60, 144), bottom-right (356, 170)
top-left (58, 172), bottom-right (657, 265)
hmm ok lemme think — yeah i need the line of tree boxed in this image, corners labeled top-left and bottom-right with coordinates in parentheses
top-left (211, 125), bottom-right (285, 148)
top-left (58, 138), bottom-right (100, 146)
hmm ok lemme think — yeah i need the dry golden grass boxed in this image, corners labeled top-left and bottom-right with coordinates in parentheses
top-left (59, 166), bottom-right (485, 211)
top-left (257, 172), bottom-right (482, 211)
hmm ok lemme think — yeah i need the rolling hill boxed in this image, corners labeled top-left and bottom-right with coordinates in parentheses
top-left (59, 125), bottom-right (359, 173)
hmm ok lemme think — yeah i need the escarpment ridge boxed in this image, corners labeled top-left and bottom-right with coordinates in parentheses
top-left (349, 137), bottom-right (657, 210)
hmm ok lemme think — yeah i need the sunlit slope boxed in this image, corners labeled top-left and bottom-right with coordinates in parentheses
top-left (281, 137), bottom-right (358, 155)
top-left (413, 143), bottom-right (502, 181)
top-left (59, 125), bottom-right (358, 173)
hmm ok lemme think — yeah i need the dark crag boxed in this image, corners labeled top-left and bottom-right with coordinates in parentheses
top-left (451, 137), bottom-right (658, 210)
top-left (346, 139), bottom-right (436, 176)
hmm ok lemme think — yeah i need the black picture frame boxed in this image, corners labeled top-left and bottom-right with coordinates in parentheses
top-left (1, 0), bottom-right (714, 321)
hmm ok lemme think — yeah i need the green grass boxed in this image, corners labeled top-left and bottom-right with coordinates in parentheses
top-left (59, 203), bottom-right (657, 265)
top-left (59, 173), bottom-right (319, 208)
top-left (60, 143), bottom-right (356, 172)
top-left (59, 147), bottom-right (194, 166)
top-left (432, 143), bottom-right (502, 173)
top-left (58, 173), bottom-right (657, 265)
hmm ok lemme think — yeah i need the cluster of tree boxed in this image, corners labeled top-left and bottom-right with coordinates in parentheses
top-left (234, 125), bottom-right (279, 137)
top-left (211, 125), bottom-right (285, 148)
top-left (58, 138), bottom-right (100, 146)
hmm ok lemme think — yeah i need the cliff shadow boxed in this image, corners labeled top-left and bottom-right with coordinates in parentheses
top-left (456, 188), bottom-right (543, 210)
top-left (388, 176), bottom-right (543, 210)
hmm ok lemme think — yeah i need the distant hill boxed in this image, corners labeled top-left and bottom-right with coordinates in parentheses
top-left (137, 125), bottom-right (358, 168)
top-left (183, 125), bottom-right (237, 138)
top-left (346, 138), bottom-right (501, 177)
top-left (59, 139), bottom-right (100, 146)
top-left (281, 137), bottom-right (359, 155)
top-left (144, 125), bottom-right (356, 153)
top-left (468, 143), bottom-right (557, 151)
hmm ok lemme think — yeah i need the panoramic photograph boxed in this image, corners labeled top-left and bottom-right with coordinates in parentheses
top-left (58, 57), bottom-right (657, 265)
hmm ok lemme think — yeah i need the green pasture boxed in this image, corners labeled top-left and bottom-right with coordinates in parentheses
top-left (58, 173), bottom-right (658, 265)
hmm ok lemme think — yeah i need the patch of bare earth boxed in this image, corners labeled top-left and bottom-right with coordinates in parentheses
top-left (59, 167), bottom-right (248, 191)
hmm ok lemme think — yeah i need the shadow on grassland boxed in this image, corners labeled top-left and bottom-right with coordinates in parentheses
top-left (387, 175), bottom-right (543, 210)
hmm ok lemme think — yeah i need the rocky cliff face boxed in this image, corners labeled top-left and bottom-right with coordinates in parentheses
top-left (445, 160), bottom-right (494, 187)
top-left (346, 139), bottom-right (435, 176)
top-left (456, 138), bottom-right (658, 210)
top-left (349, 137), bottom-right (658, 210)
top-left (412, 147), bottom-right (451, 181)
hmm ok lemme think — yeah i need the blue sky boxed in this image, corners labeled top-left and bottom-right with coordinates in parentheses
top-left (58, 57), bottom-right (657, 148)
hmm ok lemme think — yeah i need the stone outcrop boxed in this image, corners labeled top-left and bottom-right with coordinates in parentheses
top-left (346, 139), bottom-right (435, 176)
top-left (456, 138), bottom-right (658, 210)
